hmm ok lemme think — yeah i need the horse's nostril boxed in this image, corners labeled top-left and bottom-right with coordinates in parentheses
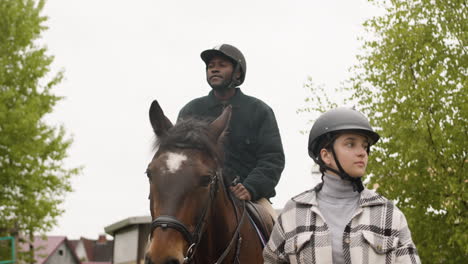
top-left (144, 255), bottom-right (153, 264)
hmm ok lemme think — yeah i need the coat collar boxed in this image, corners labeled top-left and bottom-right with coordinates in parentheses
top-left (206, 88), bottom-right (244, 109)
top-left (292, 185), bottom-right (387, 208)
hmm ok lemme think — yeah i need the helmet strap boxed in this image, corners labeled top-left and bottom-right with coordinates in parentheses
top-left (326, 143), bottom-right (364, 193)
top-left (314, 171), bottom-right (325, 192)
top-left (227, 62), bottom-right (241, 89)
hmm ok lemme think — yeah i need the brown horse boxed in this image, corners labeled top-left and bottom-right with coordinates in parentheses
top-left (145, 100), bottom-right (268, 264)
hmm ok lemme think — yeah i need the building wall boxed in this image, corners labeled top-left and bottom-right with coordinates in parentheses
top-left (113, 226), bottom-right (138, 264)
top-left (45, 243), bottom-right (79, 264)
top-left (137, 224), bottom-right (151, 263)
top-left (74, 241), bottom-right (88, 261)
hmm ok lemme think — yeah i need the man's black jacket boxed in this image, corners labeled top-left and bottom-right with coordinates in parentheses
top-left (177, 88), bottom-right (285, 201)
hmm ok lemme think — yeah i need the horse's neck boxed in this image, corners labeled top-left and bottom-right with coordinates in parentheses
top-left (197, 184), bottom-right (240, 261)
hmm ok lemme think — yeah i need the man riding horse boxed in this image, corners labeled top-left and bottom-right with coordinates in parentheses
top-left (177, 44), bottom-right (285, 218)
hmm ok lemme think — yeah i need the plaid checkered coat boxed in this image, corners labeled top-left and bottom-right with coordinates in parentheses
top-left (263, 187), bottom-right (421, 264)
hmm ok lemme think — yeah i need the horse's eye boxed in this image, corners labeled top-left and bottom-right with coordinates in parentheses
top-left (146, 169), bottom-right (152, 181)
top-left (200, 175), bottom-right (212, 187)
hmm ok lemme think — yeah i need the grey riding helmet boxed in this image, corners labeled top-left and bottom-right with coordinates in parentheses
top-left (308, 107), bottom-right (380, 164)
top-left (200, 44), bottom-right (247, 86)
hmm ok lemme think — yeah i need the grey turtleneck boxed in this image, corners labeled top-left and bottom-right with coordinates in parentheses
top-left (317, 173), bottom-right (360, 264)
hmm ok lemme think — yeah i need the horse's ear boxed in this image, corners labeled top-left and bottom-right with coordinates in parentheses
top-left (209, 105), bottom-right (232, 141)
top-left (149, 100), bottom-right (173, 137)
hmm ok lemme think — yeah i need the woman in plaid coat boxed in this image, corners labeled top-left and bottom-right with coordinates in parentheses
top-left (263, 108), bottom-right (420, 264)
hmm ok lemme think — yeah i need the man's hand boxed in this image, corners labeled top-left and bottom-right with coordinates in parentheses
top-left (229, 183), bottom-right (251, 201)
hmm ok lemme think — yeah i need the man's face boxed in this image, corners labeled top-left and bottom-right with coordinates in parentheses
top-left (206, 56), bottom-right (234, 91)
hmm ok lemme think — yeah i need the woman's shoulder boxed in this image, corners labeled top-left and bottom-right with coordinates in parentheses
top-left (276, 188), bottom-right (314, 210)
top-left (360, 188), bottom-right (407, 220)
top-left (360, 188), bottom-right (392, 206)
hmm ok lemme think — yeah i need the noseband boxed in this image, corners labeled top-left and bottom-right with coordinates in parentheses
top-left (151, 169), bottom-right (219, 262)
top-left (150, 169), bottom-right (246, 264)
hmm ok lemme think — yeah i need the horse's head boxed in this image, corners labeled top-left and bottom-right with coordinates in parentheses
top-left (145, 100), bottom-right (231, 264)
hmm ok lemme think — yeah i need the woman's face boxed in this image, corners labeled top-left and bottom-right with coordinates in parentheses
top-left (321, 133), bottom-right (370, 178)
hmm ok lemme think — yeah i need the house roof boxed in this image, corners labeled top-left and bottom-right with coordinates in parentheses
top-left (19, 236), bottom-right (80, 264)
top-left (69, 236), bottom-right (113, 262)
top-left (92, 239), bottom-right (113, 262)
top-left (81, 237), bottom-right (113, 262)
top-left (68, 239), bottom-right (79, 250)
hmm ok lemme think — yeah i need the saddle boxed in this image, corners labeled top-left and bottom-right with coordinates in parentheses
top-left (245, 201), bottom-right (275, 246)
top-left (228, 176), bottom-right (274, 246)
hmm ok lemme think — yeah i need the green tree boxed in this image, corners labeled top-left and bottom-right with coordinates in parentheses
top-left (302, 0), bottom-right (466, 262)
top-left (0, 0), bottom-right (79, 259)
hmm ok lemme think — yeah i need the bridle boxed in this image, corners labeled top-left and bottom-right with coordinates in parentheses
top-left (150, 169), bottom-right (246, 264)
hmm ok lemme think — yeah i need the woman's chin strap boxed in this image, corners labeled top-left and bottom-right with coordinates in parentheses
top-left (329, 147), bottom-right (364, 192)
top-left (322, 164), bottom-right (364, 192)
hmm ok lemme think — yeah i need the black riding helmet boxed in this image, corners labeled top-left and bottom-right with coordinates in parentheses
top-left (201, 44), bottom-right (246, 87)
top-left (308, 107), bottom-right (380, 192)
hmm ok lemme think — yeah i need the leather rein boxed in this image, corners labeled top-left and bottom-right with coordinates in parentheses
top-left (150, 169), bottom-right (246, 264)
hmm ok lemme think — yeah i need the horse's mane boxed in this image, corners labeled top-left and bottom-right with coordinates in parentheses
top-left (154, 117), bottom-right (223, 164)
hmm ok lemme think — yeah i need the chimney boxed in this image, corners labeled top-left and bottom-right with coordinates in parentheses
top-left (97, 234), bottom-right (107, 244)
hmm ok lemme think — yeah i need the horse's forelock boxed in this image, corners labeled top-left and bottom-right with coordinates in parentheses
top-left (155, 118), bottom-right (223, 163)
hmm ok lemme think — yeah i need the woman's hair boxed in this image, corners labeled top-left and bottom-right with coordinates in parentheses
top-left (315, 132), bottom-right (338, 178)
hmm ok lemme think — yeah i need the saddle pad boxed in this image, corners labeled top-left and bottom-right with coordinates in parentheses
top-left (245, 201), bottom-right (273, 247)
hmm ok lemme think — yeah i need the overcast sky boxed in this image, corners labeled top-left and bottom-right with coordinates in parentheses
top-left (41, 0), bottom-right (383, 239)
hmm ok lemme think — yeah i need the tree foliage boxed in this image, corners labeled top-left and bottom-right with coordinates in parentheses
top-left (352, 0), bottom-right (467, 262)
top-left (302, 0), bottom-right (467, 262)
top-left (0, 0), bottom-right (79, 252)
